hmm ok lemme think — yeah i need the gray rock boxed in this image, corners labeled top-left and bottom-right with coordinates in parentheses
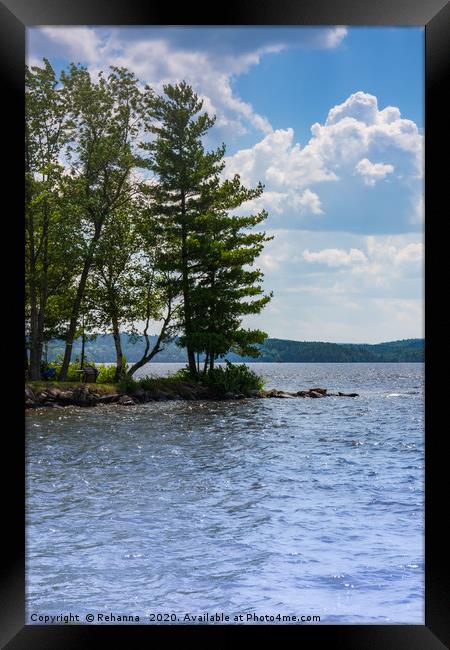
top-left (310, 387), bottom-right (327, 395)
top-left (176, 387), bottom-right (197, 400)
top-left (25, 386), bottom-right (36, 401)
top-left (58, 391), bottom-right (75, 402)
top-left (72, 387), bottom-right (87, 399)
top-left (153, 390), bottom-right (172, 401)
top-left (118, 394), bottom-right (136, 405)
top-left (179, 392), bottom-right (195, 400)
top-left (46, 387), bottom-right (62, 398)
top-left (96, 394), bottom-right (118, 404)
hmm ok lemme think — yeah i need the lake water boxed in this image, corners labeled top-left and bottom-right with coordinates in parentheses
top-left (26, 363), bottom-right (424, 624)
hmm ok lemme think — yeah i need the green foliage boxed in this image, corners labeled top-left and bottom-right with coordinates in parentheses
top-left (203, 362), bottom-right (265, 395)
top-left (116, 362), bottom-right (264, 397)
top-left (96, 364), bottom-right (118, 384)
top-left (118, 373), bottom-right (137, 393)
top-left (118, 371), bottom-right (197, 393)
top-left (169, 366), bottom-right (198, 382)
top-left (46, 360), bottom-right (83, 382)
top-left (26, 59), bottom-right (80, 379)
top-left (45, 355), bottom-right (120, 383)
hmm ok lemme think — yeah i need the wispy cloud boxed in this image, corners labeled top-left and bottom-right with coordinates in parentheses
top-left (27, 25), bottom-right (347, 140)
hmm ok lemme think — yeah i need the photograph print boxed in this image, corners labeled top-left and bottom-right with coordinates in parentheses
top-left (25, 25), bottom-right (424, 626)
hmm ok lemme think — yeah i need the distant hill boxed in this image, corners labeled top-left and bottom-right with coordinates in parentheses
top-left (46, 335), bottom-right (424, 363)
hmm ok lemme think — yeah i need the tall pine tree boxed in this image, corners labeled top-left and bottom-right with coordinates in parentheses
top-left (142, 81), bottom-right (272, 375)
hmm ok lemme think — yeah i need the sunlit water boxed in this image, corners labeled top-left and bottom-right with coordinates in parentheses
top-left (26, 363), bottom-right (424, 624)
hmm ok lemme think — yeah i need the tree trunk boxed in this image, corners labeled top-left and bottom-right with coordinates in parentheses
top-left (59, 230), bottom-right (100, 381)
top-left (29, 296), bottom-right (42, 380)
top-left (25, 337), bottom-right (29, 377)
top-left (180, 190), bottom-right (197, 376)
top-left (35, 204), bottom-right (50, 377)
top-left (36, 289), bottom-right (48, 374)
top-left (27, 205), bottom-right (42, 380)
top-left (208, 272), bottom-right (215, 373)
top-left (80, 315), bottom-right (86, 369)
top-left (127, 301), bottom-right (173, 377)
top-left (112, 317), bottom-right (124, 381)
top-left (25, 137), bottom-right (41, 380)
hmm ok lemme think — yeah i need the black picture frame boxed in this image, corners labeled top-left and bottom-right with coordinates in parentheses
top-left (2, 1), bottom-right (448, 647)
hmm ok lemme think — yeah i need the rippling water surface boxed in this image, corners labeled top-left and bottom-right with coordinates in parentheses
top-left (26, 363), bottom-right (424, 624)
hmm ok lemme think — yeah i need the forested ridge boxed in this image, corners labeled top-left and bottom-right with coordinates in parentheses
top-left (45, 335), bottom-right (424, 364)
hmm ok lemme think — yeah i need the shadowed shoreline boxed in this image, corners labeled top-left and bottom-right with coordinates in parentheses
top-left (25, 382), bottom-right (358, 409)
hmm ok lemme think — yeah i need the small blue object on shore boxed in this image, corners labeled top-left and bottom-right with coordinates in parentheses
top-left (42, 368), bottom-right (56, 380)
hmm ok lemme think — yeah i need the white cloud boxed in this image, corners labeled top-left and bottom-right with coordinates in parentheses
top-left (225, 127), bottom-right (337, 191)
top-left (372, 298), bottom-right (423, 325)
top-left (366, 236), bottom-right (424, 266)
top-left (301, 237), bottom-right (422, 289)
top-left (321, 26), bottom-right (348, 48)
top-left (293, 189), bottom-right (323, 214)
top-left (225, 91), bottom-right (423, 232)
top-left (412, 195), bottom-right (424, 225)
top-left (354, 158), bottom-right (394, 186)
top-left (28, 26), bottom-right (347, 140)
top-left (303, 247), bottom-right (368, 267)
top-left (236, 187), bottom-right (323, 219)
top-left (38, 26), bottom-right (108, 64)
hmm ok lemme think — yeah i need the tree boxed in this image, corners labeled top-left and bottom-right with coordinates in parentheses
top-left (85, 203), bottom-right (141, 380)
top-left (141, 81), bottom-right (225, 374)
top-left (57, 65), bottom-right (148, 380)
top-left (142, 81), bottom-right (272, 375)
top-left (25, 59), bottom-right (76, 379)
top-left (187, 189), bottom-right (273, 373)
top-left (125, 205), bottom-right (180, 378)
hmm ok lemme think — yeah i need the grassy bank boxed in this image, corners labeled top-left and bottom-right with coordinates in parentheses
top-left (28, 380), bottom-right (119, 394)
top-left (30, 362), bottom-right (266, 397)
top-left (118, 363), bottom-right (265, 396)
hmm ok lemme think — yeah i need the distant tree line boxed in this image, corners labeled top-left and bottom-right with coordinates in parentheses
top-left (44, 335), bottom-right (424, 364)
top-left (25, 60), bottom-right (272, 381)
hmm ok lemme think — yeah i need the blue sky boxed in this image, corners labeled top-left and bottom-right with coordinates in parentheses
top-left (27, 26), bottom-right (424, 343)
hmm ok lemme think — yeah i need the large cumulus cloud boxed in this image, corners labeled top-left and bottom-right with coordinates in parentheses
top-left (225, 92), bottom-right (423, 234)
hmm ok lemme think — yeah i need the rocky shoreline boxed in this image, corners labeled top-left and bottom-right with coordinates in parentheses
top-left (25, 383), bottom-right (358, 409)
